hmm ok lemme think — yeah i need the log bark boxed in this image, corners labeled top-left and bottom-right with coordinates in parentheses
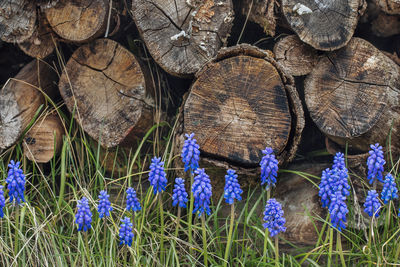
top-left (239, 0), bottom-right (277, 36)
top-left (273, 35), bottom-right (319, 76)
top-left (45, 0), bottom-right (109, 43)
top-left (131, 0), bottom-right (234, 77)
top-left (0, 59), bottom-right (58, 149)
top-left (18, 15), bottom-right (56, 58)
top-left (180, 44), bottom-right (304, 166)
top-left (305, 37), bottom-right (400, 154)
top-left (0, 0), bottom-right (37, 43)
top-left (371, 12), bottom-right (400, 37)
top-left (281, 0), bottom-right (366, 51)
top-left (374, 0), bottom-right (400, 14)
top-left (23, 113), bottom-right (64, 163)
top-left (58, 38), bottom-right (155, 148)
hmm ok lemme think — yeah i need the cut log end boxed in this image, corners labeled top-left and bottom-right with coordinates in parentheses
top-left (0, 0), bottom-right (37, 43)
top-left (183, 44), bottom-right (304, 166)
top-left (282, 0), bottom-right (365, 51)
top-left (59, 38), bottom-right (154, 148)
top-left (131, 0), bottom-right (234, 77)
top-left (273, 35), bottom-right (319, 76)
top-left (23, 114), bottom-right (64, 163)
top-left (0, 59), bottom-right (58, 149)
top-left (374, 0), bottom-right (400, 15)
top-left (45, 0), bottom-right (108, 43)
top-left (305, 37), bottom-right (400, 152)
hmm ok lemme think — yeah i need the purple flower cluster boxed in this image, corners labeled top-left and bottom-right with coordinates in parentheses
top-left (224, 169), bottom-right (242, 205)
top-left (148, 157), bottom-right (167, 195)
top-left (364, 190), bottom-right (381, 217)
top-left (328, 191), bottom-right (348, 232)
top-left (367, 143), bottom-right (385, 184)
top-left (260, 147), bottom-right (279, 190)
top-left (192, 168), bottom-right (212, 217)
top-left (97, 190), bottom-right (112, 219)
top-left (0, 186), bottom-right (5, 218)
top-left (126, 187), bottom-right (141, 212)
top-left (172, 178), bottom-right (188, 208)
top-left (263, 198), bottom-right (286, 237)
top-left (119, 217), bottom-right (134, 247)
top-left (6, 160), bottom-right (26, 204)
top-left (181, 133), bottom-right (200, 173)
top-left (381, 173), bottom-right (398, 204)
top-left (75, 197), bottom-right (92, 232)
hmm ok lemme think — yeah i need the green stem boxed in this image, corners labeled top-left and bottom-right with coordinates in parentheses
top-left (188, 172), bottom-right (194, 253)
top-left (275, 236), bottom-right (279, 267)
top-left (159, 194), bottom-right (165, 264)
top-left (367, 217), bottom-right (373, 266)
top-left (102, 222), bottom-right (107, 255)
top-left (328, 228), bottom-right (333, 267)
top-left (263, 228), bottom-right (269, 264)
top-left (223, 203), bottom-right (235, 267)
top-left (123, 247), bottom-right (127, 267)
top-left (58, 139), bottom-right (67, 211)
top-left (395, 238), bottom-right (400, 263)
top-left (14, 206), bottom-right (19, 260)
top-left (383, 201), bottom-right (391, 240)
top-left (174, 207), bottom-right (181, 237)
top-left (84, 233), bottom-right (92, 267)
top-left (337, 231), bottom-right (346, 266)
top-left (201, 213), bottom-right (208, 267)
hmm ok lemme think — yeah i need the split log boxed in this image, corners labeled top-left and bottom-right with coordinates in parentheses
top-left (371, 12), bottom-right (400, 37)
top-left (305, 37), bottom-right (400, 154)
top-left (374, 0), bottom-right (400, 15)
top-left (131, 0), bottom-right (234, 77)
top-left (18, 15), bottom-right (56, 58)
top-left (45, 0), bottom-right (109, 43)
top-left (179, 44), bottom-right (304, 168)
top-left (239, 0), bottom-right (277, 36)
top-left (0, 0), bottom-right (37, 43)
top-left (273, 35), bottom-right (319, 76)
top-left (0, 59), bottom-right (58, 149)
top-left (58, 38), bottom-right (155, 148)
top-left (281, 0), bottom-right (366, 51)
top-left (23, 113), bottom-right (64, 163)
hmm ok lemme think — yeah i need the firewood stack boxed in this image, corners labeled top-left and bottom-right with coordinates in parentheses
top-left (0, 0), bottom-right (399, 245)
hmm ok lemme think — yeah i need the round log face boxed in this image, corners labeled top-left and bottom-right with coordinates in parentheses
top-left (59, 39), bottom-right (151, 148)
top-left (131, 0), bottom-right (234, 77)
top-left (184, 55), bottom-right (292, 165)
top-left (45, 0), bottom-right (108, 42)
top-left (0, 0), bottom-right (37, 43)
top-left (273, 35), bottom-right (319, 76)
top-left (305, 37), bottom-right (400, 151)
top-left (281, 0), bottom-right (363, 51)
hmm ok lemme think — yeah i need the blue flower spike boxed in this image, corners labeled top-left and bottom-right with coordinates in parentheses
top-left (192, 168), bottom-right (212, 217)
top-left (181, 133), bottom-right (200, 173)
top-left (97, 190), bottom-right (113, 218)
top-left (126, 187), bottom-right (141, 212)
top-left (75, 197), bottom-right (92, 232)
top-left (119, 217), bottom-right (134, 247)
top-left (148, 157), bottom-right (168, 195)
top-left (0, 186), bottom-right (5, 218)
top-left (263, 198), bottom-right (286, 237)
top-left (319, 168), bottom-right (335, 208)
top-left (381, 173), bottom-right (398, 204)
top-left (224, 169), bottom-right (243, 205)
top-left (260, 147), bottom-right (279, 190)
top-left (172, 178), bottom-right (189, 208)
top-left (364, 190), bottom-right (381, 218)
top-left (6, 160), bottom-right (26, 204)
top-left (328, 191), bottom-right (349, 232)
top-left (333, 152), bottom-right (346, 171)
top-left (367, 143), bottom-right (386, 184)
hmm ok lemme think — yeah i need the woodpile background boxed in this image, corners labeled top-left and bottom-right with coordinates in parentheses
top-left (0, 0), bottom-right (399, 245)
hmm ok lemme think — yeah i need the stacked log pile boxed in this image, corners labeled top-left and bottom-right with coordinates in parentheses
top-left (0, 0), bottom-right (399, 245)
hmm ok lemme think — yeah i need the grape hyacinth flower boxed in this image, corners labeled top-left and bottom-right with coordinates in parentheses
top-left (192, 168), bottom-right (212, 217)
top-left (381, 173), bottom-right (398, 204)
top-left (224, 169), bottom-right (243, 204)
top-left (97, 190), bottom-right (113, 218)
top-left (172, 178), bottom-right (189, 208)
top-left (367, 143), bottom-right (386, 184)
top-left (119, 217), bottom-right (134, 247)
top-left (328, 191), bottom-right (349, 232)
top-left (332, 152), bottom-right (346, 171)
top-left (75, 197), bottom-right (92, 232)
top-left (126, 187), bottom-right (141, 212)
top-left (0, 186), bottom-right (5, 218)
top-left (148, 157), bottom-right (167, 195)
top-left (319, 168), bottom-right (350, 208)
top-left (364, 190), bottom-right (381, 217)
top-left (263, 198), bottom-right (286, 237)
top-left (6, 160), bottom-right (26, 204)
top-left (181, 133), bottom-right (200, 173)
top-left (260, 147), bottom-right (279, 190)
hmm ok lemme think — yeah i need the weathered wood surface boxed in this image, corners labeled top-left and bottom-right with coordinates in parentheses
top-left (305, 37), bottom-right (400, 153)
top-left (0, 59), bottom-right (58, 149)
top-left (18, 15), bottom-right (56, 58)
top-left (45, 0), bottom-right (109, 43)
top-left (281, 0), bottom-right (366, 51)
top-left (182, 44), bottom-right (304, 166)
top-left (239, 0), bottom-right (277, 36)
top-left (273, 35), bottom-right (319, 76)
top-left (23, 113), bottom-right (64, 163)
top-left (374, 0), bottom-right (400, 14)
top-left (131, 0), bottom-right (234, 77)
top-left (0, 0), bottom-right (37, 43)
top-left (371, 12), bottom-right (400, 37)
top-left (58, 38), bottom-right (155, 148)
